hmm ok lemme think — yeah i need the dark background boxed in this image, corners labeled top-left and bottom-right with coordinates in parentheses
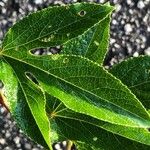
top-left (0, 0), bottom-right (150, 149)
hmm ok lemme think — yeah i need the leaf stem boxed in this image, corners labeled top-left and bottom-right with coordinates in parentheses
top-left (67, 140), bottom-right (73, 150)
top-left (0, 91), bottom-right (9, 112)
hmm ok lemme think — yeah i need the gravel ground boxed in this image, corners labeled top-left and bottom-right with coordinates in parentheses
top-left (0, 0), bottom-right (150, 150)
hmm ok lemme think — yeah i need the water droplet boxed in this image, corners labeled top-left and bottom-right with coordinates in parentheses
top-left (78, 10), bottom-right (86, 17)
top-left (94, 41), bottom-right (100, 46)
top-left (63, 58), bottom-right (69, 64)
top-left (93, 137), bottom-right (98, 141)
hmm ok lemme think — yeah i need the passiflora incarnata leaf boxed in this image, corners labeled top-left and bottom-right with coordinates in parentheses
top-left (0, 2), bottom-right (150, 150)
top-left (2, 2), bottom-right (150, 126)
top-left (45, 95), bottom-right (150, 149)
top-left (110, 56), bottom-right (150, 110)
top-left (0, 60), bottom-right (52, 149)
top-left (2, 54), bottom-right (150, 128)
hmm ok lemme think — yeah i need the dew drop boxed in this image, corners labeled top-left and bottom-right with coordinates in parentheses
top-left (78, 10), bottom-right (86, 17)
top-left (94, 41), bottom-right (100, 46)
top-left (93, 137), bottom-right (98, 141)
top-left (63, 58), bottom-right (69, 64)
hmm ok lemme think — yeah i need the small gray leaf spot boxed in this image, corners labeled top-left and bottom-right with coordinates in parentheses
top-left (94, 41), bottom-right (100, 46)
top-left (93, 137), bottom-right (98, 141)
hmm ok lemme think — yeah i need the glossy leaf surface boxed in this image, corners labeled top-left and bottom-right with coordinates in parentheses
top-left (62, 14), bottom-right (111, 64)
top-left (3, 54), bottom-right (150, 128)
top-left (1, 2), bottom-right (150, 150)
top-left (2, 3), bottom-right (114, 51)
top-left (110, 56), bottom-right (150, 110)
top-left (0, 60), bottom-right (51, 149)
top-left (46, 95), bottom-right (150, 149)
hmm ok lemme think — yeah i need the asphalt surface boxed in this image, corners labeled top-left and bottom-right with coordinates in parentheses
top-left (0, 0), bottom-right (150, 150)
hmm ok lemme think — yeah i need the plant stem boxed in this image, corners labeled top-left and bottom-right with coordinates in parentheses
top-left (67, 140), bottom-right (73, 150)
top-left (0, 91), bottom-right (9, 111)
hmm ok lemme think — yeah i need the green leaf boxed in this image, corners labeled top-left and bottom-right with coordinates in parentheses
top-left (46, 94), bottom-right (150, 149)
top-left (0, 60), bottom-right (52, 149)
top-left (62, 14), bottom-right (111, 64)
top-left (110, 56), bottom-right (150, 110)
top-left (2, 3), bottom-right (114, 51)
top-left (2, 1), bottom-right (150, 127)
top-left (1, 2), bottom-right (150, 149)
top-left (2, 54), bottom-right (150, 128)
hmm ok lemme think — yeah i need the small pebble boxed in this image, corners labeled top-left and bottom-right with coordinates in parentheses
top-left (137, 1), bottom-right (145, 9)
top-left (34, 0), bottom-right (43, 4)
top-left (124, 24), bottom-right (133, 34)
top-left (145, 48), bottom-right (150, 56)
top-left (133, 52), bottom-right (139, 57)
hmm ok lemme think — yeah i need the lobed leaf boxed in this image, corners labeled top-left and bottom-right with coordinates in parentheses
top-left (2, 54), bottom-right (150, 128)
top-left (1, 2), bottom-right (150, 149)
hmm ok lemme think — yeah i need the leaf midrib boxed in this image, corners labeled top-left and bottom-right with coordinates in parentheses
top-left (2, 54), bottom-right (150, 125)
